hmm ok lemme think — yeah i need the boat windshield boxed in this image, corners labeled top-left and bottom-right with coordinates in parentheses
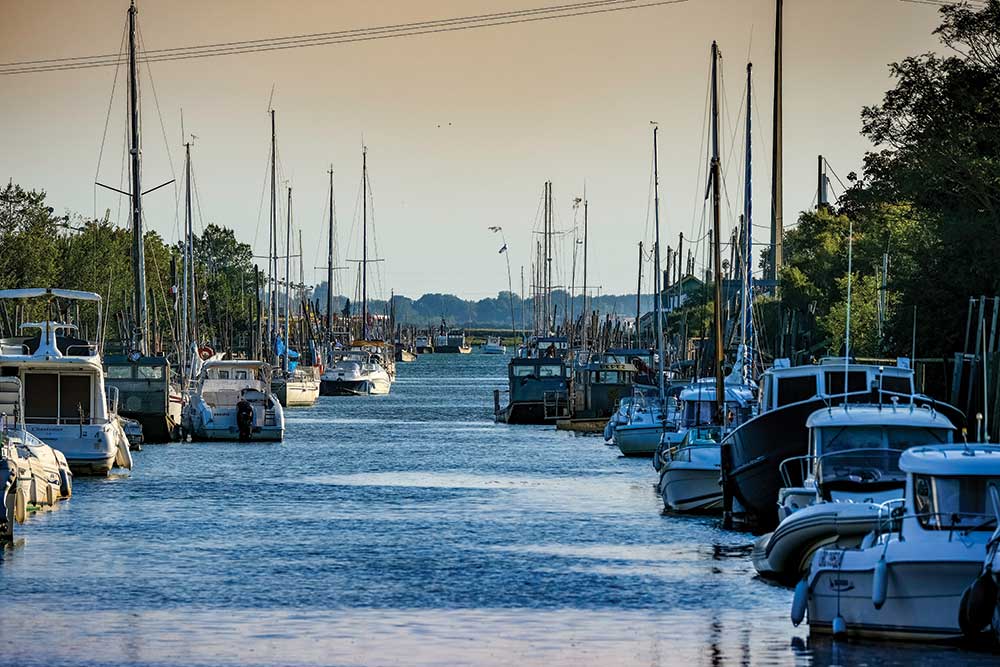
top-left (913, 475), bottom-right (1000, 531)
top-left (820, 425), bottom-right (951, 454)
top-left (681, 400), bottom-right (751, 428)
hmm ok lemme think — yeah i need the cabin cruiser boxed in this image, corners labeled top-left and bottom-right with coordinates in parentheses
top-left (495, 337), bottom-right (569, 424)
top-left (104, 353), bottom-right (183, 441)
top-left (0, 290), bottom-right (132, 475)
top-left (656, 378), bottom-right (756, 510)
top-left (754, 404), bottom-right (955, 584)
top-left (320, 344), bottom-right (392, 396)
top-left (1, 376), bottom-right (73, 542)
top-left (481, 336), bottom-right (506, 355)
top-left (792, 444), bottom-right (1000, 641)
top-left (721, 357), bottom-right (962, 532)
top-left (613, 387), bottom-right (673, 456)
top-left (185, 360), bottom-right (285, 441)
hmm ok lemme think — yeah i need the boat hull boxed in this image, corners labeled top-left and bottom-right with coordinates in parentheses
top-left (659, 462), bottom-right (722, 512)
top-left (25, 422), bottom-right (129, 476)
top-left (320, 377), bottom-right (390, 396)
top-left (614, 424), bottom-right (663, 456)
top-left (273, 379), bottom-right (320, 407)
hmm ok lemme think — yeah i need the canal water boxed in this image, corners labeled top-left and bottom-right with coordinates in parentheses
top-left (0, 353), bottom-right (996, 666)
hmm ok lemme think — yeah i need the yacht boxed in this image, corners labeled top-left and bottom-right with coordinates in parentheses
top-left (320, 344), bottom-right (392, 396)
top-left (481, 336), bottom-right (506, 355)
top-left (185, 360), bottom-right (285, 441)
top-left (754, 404), bottom-right (955, 584)
top-left (721, 357), bottom-right (963, 532)
top-left (0, 289), bottom-right (132, 475)
top-left (272, 364), bottom-right (320, 407)
top-left (792, 444), bottom-right (1000, 641)
top-left (1, 376), bottom-right (73, 542)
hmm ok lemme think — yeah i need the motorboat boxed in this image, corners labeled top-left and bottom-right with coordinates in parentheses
top-left (481, 336), bottom-right (506, 355)
top-left (185, 360), bottom-right (285, 441)
top-left (1, 376), bottom-right (73, 542)
top-left (495, 337), bottom-right (569, 424)
top-left (603, 396), bottom-right (633, 442)
top-left (320, 345), bottom-right (392, 396)
top-left (613, 387), bottom-right (672, 457)
top-left (791, 444), bottom-right (1000, 641)
top-left (272, 365), bottom-right (320, 407)
top-left (721, 357), bottom-right (963, 532)
top-left (435, 326), bottom-right (472, 353)
top-left (104, 353), bottom-right (183, 442)
top-left (655, 376), bottom-right (756, 511)
top-left (414, 334), bottom-right (433, 354)
top-left (754, 404), bottom-right (955, 584)
top-left (0, 289), bottom-right (132, 475)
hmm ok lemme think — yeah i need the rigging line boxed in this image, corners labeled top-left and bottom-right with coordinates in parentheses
top-left (1, 0), bottom-right (693, 75)
top-left (250, 135), bottom-right (272, 256)
top-left (94, 22), bottom-right (128, 221)
top-left (689, 54), bottom-right (712, 241)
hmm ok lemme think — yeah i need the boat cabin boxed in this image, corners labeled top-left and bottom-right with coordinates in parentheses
top-left (901, 445), bottom-right (1000, 534)
top-left (104, 354), bottom-right (172, 414)
top-left (678, 380), bottom-right (756, 429)
top-left (759, 357), bottom-right (916, 414)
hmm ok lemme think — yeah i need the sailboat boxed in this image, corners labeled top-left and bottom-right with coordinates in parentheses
top-left (320, 148), bottom-right (393, 397)
top-left (102, 0), bottom-right (183, 442)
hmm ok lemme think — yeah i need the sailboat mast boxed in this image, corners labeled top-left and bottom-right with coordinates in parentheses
top-left (181, 142), bottom-right (192, 373)
top-left (127, 0), bottom-right (147, 355)
top-left (327, 166), bottom-right (334, 338)
top-left (582, 193), bottom-right (589, 351)
top-left (770, 0), bottom-right (784, 287)
top-left (652, 126), bottom-right (664, 403)
top-left (269, 109), bottom-right (277, 361)
top-left (742, 62), bottom-right (754, 382)
top-left (710, 41), bottom-right (726, 422)
top-left (636, 241), bottom-right (643, 347)
top-left (362, 148), bottom-right (368, 341)
top-left (284, 187), bottom-right (292, 373)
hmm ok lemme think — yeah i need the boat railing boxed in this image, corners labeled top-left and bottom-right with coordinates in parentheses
top-left (875, 497), bottom-right (907, 539)
top-left (107, 386), bottom-right (119, 416)
top-left (66, 343), bottom-right (99, 357)
top-left (779, 448), bottom-right (905, 490)
top-left (779, 455), bottom-right (814, 489)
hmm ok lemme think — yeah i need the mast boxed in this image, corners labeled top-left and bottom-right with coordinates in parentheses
top-left (769, 0), bottom-right (783, 287)
top-left (127, 0), bottom-right (148, 354)
top-left (181, 141), bottom-right (192, 374)
top-left (284, 186), bottom-right (292, 373)
top-left (582, 193), bottom-right (589, 351)
top-left (362, 147), bottom-right (368, 340)
top-left (652, 126), bottom-right (664, 403)
top-left (710, 41), bottom-right (726, 422)
top-left (742, 62), bottom-right (755, 383)
top-left (636, 241), bottom-right (643, 347)
top-left (269, 109), bottom-right (278, 362)
top-left (326, 166), bottom-right (335, 338)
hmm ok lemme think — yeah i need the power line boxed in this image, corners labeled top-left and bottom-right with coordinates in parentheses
top-left (1, 0), bottom-right (690, 76)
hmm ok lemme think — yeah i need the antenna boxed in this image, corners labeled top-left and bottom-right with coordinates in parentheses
top-left (983, 317), bottom-right (990, 442)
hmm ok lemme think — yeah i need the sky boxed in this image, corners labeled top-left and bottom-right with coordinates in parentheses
top-left (0, 0), bottom-right (949, 301)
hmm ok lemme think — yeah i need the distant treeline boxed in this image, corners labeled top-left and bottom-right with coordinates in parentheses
top-left (310, 283), bottom-right (653, 329)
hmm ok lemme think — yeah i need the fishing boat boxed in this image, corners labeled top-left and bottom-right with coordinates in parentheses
top-left (754, 404), bottom-right (955, 584)
top-left (791, 444), bottom-right (1000, 641)
top-left (482, 336), bottom-right (506, 355)
top-left (184, 360), bottom-right (284, 441)
top-left (721, 357), bottom-right (963, 532)
top-left (104, 354), bottom-right (183, 441)
top-left (560, 353), bottom-right (637, 433)
top-left (1, 376), bottom-right (73, 542)
top-left (0, 289), bottom-right (132, 475)
top-left (320, 343), bottom-right (392, 396)
top-left (414, 334), bottom-right (433, 354)
top-left (435, 326), bottom-right (472, 354)
top-left (494, 336), bottom-right (569, 424)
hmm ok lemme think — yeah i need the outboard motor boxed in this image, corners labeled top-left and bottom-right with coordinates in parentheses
top-left (236, 397), bottom-right (254, 442)
top-left (1, 458), bottom-right (15, 542)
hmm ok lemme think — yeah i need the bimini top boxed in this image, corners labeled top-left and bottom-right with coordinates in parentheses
top-left (0, 288), bottom-right (101, 302)
top-left (900, 444), bottom-right (1000, 477)
top-left (806, 404), bottom-right (956, 431)
top-left (679, 379), bottom-right (755, 404)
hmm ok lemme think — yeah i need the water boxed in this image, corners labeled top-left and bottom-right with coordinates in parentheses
top-left (0, 353), bottom-right (996, 666)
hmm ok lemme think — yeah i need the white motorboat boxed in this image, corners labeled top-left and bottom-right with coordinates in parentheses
top-left (481, 336), bottom-right (506, 355)
top-left (1, 376), bottom-right (73, 541)
top-left (792, 444), bottom-right (1000, 641)
top-left (755, 404), bottom-right (955, 584)
top-left (185, 360), bottom-right (285, 441)
top-left (603, 396), bottom-right (633, 441)
top-left (613, 388), bottom-right (671, 456)
top-left (320, 346), bottom-right (392, 396)
top-left (0, 290), bottom-right (131, 475)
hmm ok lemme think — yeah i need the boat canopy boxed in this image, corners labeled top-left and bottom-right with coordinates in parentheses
top-left (901, 444), bottom-right (1000, 476)
top-left (806, 404), bottom-right (954, 431)
top-left (0, 288), bottom-right (101, 302)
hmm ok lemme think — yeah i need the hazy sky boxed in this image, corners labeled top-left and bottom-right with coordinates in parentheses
top-left (0, 0), bottom-right (946, 300)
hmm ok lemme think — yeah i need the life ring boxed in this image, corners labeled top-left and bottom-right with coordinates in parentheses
top-left (198, 345), bottom-right (215, 360)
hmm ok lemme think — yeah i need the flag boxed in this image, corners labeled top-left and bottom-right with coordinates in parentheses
top-left (488, 226), bottom-right (501, 233)
top-left (499, 244), bottom-right (507, 254)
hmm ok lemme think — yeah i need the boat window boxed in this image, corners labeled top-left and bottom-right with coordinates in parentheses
top-left (24, 373), bottom-right (58, 423)
top-left (824, 371), bottom-right (869, 397)
top-left (776, 375), bottom-right (818, 407)
top-left (60, 375), bottom-right (91, 424)
top-left (136, 365), bottom-right (164, 380)
top-left (538, 365), bottom-right (562, 378)
top-left (218, 370), bottom-right (230, 379)
top-left (0, 367), bottom-right (17, 377)
top-left (512, 365), bottom-right (535, 377)
top-left (683, 401), bottom-right (714, 426)
top-left (885, 427), bottom-right (950, 449)
top-left (881, 375), bottom-right (912, 396)
top-left (822, 426), bottom-right (884, 453)
top-left (914, 474), bottom-right (1000, 531)
top-left (235, 370), bottom-right (248, 380)
top-left (107, 365), bottom-right (133, 379)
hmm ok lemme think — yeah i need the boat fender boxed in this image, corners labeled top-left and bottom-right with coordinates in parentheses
top-left (872, 557), bottom-right (888, 609)
top-left (791, 578), bottom-right (809, 626)
top-left (832, 615), bottom-right (847, 638)
top-left (58, 467), bottom-right (72, 498)
top-left (14, 483), bottom-right (26, 525)
top-left (958, 573), bottom-right (997, 636)
top-left (603, 422), bottom-right (613, 441)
